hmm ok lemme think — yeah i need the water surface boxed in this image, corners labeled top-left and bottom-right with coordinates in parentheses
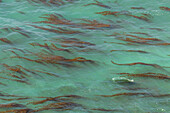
top-left (0, 0), bottom-right (170, 113)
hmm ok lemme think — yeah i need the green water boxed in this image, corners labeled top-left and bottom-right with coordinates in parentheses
top-left (0, 0), bottom-right (170, 113)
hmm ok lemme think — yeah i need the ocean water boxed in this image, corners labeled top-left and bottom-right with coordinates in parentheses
top-left (0, 0), bottom-right (170, 113)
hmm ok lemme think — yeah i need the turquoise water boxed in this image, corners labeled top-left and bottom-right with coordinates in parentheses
top-left (0, 0), bottom-right (170, 112)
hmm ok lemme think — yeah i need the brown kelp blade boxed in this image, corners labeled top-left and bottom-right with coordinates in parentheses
top-left (84, 0), bottom-right (111, 9)
top-left (27, 0), bottom-right (74, 7)
top-left (110, 50), bottom-right (148, 53)
top-left (111, 60), bottom-right (164, 69)
top-left (131, 7), bottom-right (145, 10)
top-left (2, 64), bottom-right (30, 77)
top-left (0, 97), bottom-right (30, 101)
top-left (32, 102), bottom-right (83, 112)
top-left (98, 92), bottom-right (149, 97)
top-left (114, 72), bottom-right (170, 80)
top-left (30, 25), bottom-right (82, 34)
top-left (32, 69), bottom-right (59, 77)
top-left (0, 76), bottom-right (30, 85)
top-left (129, 32), bottom-right (152, 37)
top-left (37, 13), bottom-right (72, 25)
top-left (0, 108), bottom-right (33, 113)
top-left (96, 11), bottom-right (129, 16)
top-left (29, 95), bottom-right (83, 105)
top-left (10, 27), bottom-right (31, 38)
top-left (125, 34), bottom-right (161, 41)
top-left (129, 14), bottom-right (151, 22)
top-left (0, 38), bottom-right (12, 44)
top-left (160, 7), bottom-right (170, 11)
top-left (36, 13), bottom-right (115, 29)
top-left (91, 108), bottom-right (121, 112)
top-left (124, 73), bottom-right (170, 80)
top-left (0, 103), bottom-right (25, 108)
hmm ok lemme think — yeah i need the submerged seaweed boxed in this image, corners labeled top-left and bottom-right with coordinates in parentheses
top-left (0, 0), bottom-right (170, 112)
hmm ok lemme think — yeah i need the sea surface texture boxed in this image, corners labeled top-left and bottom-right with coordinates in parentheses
top-left (0, 0), bottom-right (170, 113)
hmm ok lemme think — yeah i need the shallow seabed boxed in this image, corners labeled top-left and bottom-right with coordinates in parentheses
top-left (0, 0), bottom-right (170, 113)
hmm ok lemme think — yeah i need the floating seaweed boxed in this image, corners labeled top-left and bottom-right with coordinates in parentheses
top-left (64, 57), bottom-right (94, 63)
top-left (125, 14), bottom-right (151, 22)
top-left (0, 108), bottom-right (33, 113)
top-left (140, 27), bottom-right (164, 31)
top-left (0, 71), bottom-right (25, 79)
top-left (33, 102), bottom-right (83, 112)
top-left (0, 82), bottom-right (6, 86)
top-left (29, 97), bottom-right (65, 105)
top-left (0, 27), bottom-right (30, 38)
top-left (123, 73), bottom-right (170, 80)
top-left (106, 32), bottom-right (122, 37)
top-left (96, 11), bottom-right (130, 16)
top-left (10, 56), bottom-right (48, 65)
top-left (110, 50), bottom-right (148, 53)
top-left (98, 92), bottom-right (170, 99)
top-left (159, 6), bottom-right (170, 11)
top-left (0, 76), bottom-right (30, 84)
top-left (0, 1), bottom-right (169, 112)
top-left (9, 50), bottom-right (20, 56)
top-left (51, 43), bottom-right (70, 52)
top-left (17, 11), bottom-right (25, 14)
top-left (117, 37), bottom-right (149, 44)
top-left (78, 19), bottom-right (115, 29)
top-left (84, 0), bottom-right (111, 9)
top-left (131, 7), bottom-right (145, 10)
top-left (91, 108), bottom-right (121, 112)
top-left (97, 10), bottom-right (151, 22)
top-left (144, 72), bottom-right (170, 76)
top-left (111, 60), bottom-right (169, 70)
top-left (98, 92), bottom-right (149, 97)
top-left (30, 25), bottom-right (82, 34)
top-left (114, 72), bottom-right (170, 80)
top-left (0, 38), bottom-right (12, 44)
top-left (0, 103), bottom-right (25, 108)
top-left (10, 52), bottom-right (95, 67)
top-left (107, 32), bottom-right (169, 46)
top-left (121, 87), bottom-right (148, 91)
top-left (149, 28), bottom-right (164, 31)
top-left (125, 34), bottom-right (161, 41)
top-left (27, 0), bottom-right (50, 6)
top-left (28, 51), bottom-right (94, 63)
top-left (96, 11), bottom-right (121, 16)
top-left (32, 69), bottom-right (59, 77)
top-left (141, 13), bottom-right (153, 18)
top-left (10, 27), bottom-right (31, 38)
top-left (104, 41), bottom-right (137, 46)
top-left (0, 97), bottom-right (30, 101)
top-left (16, 65), bottom-right (38, 76)
top-left (114, 72), bottom-right (168, 76)
top-left (0, 92), bottom-right (27, 97)
top-left (0, 27), bottom-right (10, 32)
top-left (36, 13), bottom-right (118, 30)
top-left (118, 38), bottom-right (170, 46)
top-left (37, 14), bottom-right (73, 25)
top-left (54, 38), bottom-right (95, 48)
top-left (27, 0), bottom-right (74, 7)
top-left (129, 32), bottom-right (152, 37)
top-left (12, 48), bottom-right (25, 54)
top-left (29, 43), bottom-right (53, 53)
top-left (2, 64), bottom-right (30, 77)
top-left (146, 43), bottom-right (170, 45)
top-left (29, 95), bottom-right (83, 105)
